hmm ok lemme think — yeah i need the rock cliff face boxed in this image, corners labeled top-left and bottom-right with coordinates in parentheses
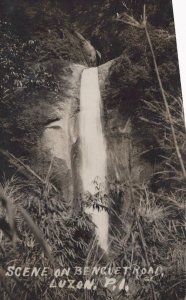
top-left (99, 61), bottom-right (154, 185)
top-left (0, 51), bottom-right (155, 203)
top-left (28, 59), bottom-right (154, 204)
top-left (34, 62), bottom-right (84, 201)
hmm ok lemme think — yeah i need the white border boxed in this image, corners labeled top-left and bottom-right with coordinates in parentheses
top-left (172, 0), bottom-right (186, 123)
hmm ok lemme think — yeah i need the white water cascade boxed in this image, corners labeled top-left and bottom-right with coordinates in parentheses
top-left (80, 67), bottom-right (109, 252)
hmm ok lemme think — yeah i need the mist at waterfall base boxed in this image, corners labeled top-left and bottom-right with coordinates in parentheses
top-left (80, 67), bottom-right (109, 252)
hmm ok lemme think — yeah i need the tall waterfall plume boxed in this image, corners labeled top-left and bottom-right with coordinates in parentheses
top-left (80, 67), bottom-right (108, 252)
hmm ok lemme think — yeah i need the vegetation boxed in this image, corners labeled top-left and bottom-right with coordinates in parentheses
top-left (0, 1), bottom-right (186, 299)
top-left (0, 98), bottom-right (185, 299)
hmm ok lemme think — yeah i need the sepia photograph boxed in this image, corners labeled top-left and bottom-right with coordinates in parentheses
top-left (0, 1), bottom-right (185, 299)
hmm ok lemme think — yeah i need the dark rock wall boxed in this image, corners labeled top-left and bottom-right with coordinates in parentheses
top-left (99, 61), bottom-right (154, 185)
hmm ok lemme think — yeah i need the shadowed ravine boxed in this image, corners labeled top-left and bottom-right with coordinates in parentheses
top-left (80, 67), bottom-right (109, 252)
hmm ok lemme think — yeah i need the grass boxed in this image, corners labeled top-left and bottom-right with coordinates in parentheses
top-left (0, 73), bottom-right (186, 300)
top-left (0, 135), bottom-right (185, 299)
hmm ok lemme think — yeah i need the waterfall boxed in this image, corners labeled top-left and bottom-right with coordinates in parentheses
top-left (80, 67), bottom-right (109, 252)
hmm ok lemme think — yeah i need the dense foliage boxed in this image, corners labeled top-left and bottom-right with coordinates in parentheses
top-left (0, 0), bottom-right (180, 157)
top-left (0, 1), bottom-right (186, 300)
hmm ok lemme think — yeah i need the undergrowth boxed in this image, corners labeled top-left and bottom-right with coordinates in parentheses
top-left (0, 92), bottom-right (186, 299)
